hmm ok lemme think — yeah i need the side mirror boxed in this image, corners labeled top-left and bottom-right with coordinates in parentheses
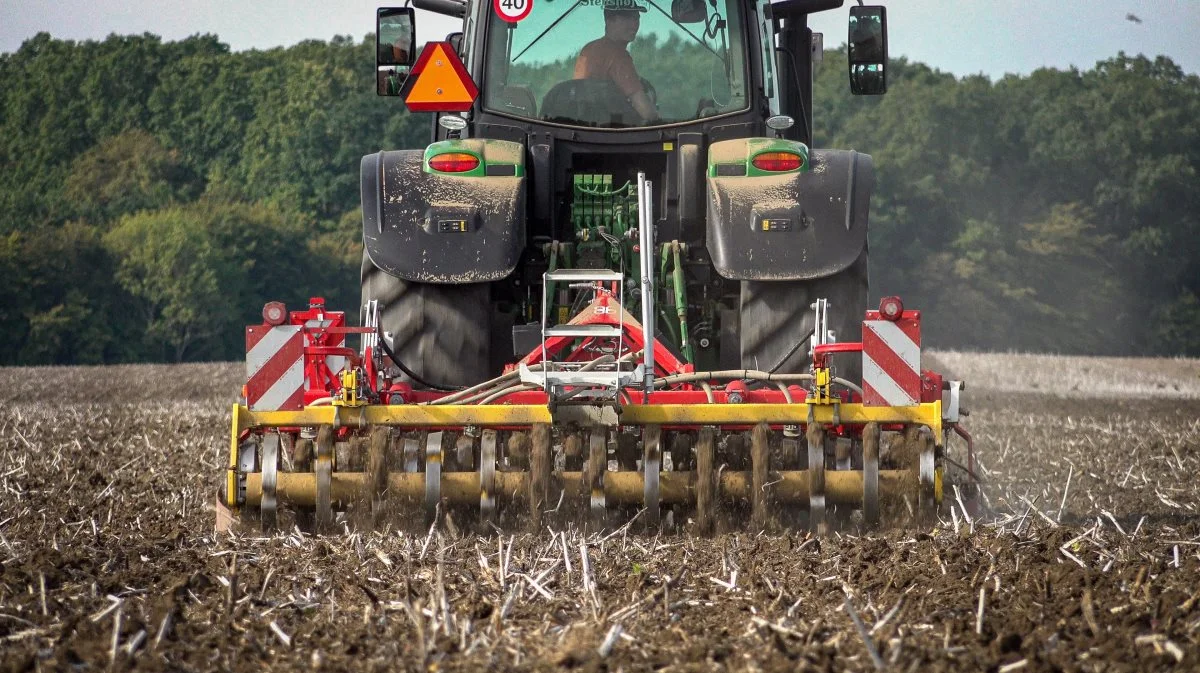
top-left (377, 8), bottom-right (415, 97)
top-left (848, 5), bottom-right (887, 95)
top-left (377, 66), bottom-right (410, 97)
top-left (670, 0), bottom-right (707, 24)
top-left (378, 7), bottom-right (416, 67)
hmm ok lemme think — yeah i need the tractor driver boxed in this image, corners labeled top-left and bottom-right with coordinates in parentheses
top-left (574, 0), bottom-right (659, 122)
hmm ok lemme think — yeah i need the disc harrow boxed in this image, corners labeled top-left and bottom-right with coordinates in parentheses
top-left (218, 289), bottom-right (973, 535)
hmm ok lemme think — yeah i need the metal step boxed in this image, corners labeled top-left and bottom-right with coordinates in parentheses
top-left (544, 324), bottom-right (624, 339)
top-left (544, 269), bottom-right (624, 283)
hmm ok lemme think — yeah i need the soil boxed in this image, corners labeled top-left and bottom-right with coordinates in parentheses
top-left (1, 357), bottom-right (1198, 672)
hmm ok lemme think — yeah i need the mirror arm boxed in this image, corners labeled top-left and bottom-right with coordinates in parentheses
top-left (774, 45), bottom-right (810, 144)
top-left (412, 0), bottom-right (466, 19)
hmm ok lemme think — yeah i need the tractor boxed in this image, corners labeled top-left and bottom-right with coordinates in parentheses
top-left (216, 1), bottom-right (976, 534)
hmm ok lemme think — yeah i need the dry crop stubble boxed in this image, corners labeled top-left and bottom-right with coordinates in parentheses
top-left (0, 354), bottom-right (1196, 671)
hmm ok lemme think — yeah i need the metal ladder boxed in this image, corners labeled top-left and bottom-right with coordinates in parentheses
top-left (519, 268), bottom-right (643, 404)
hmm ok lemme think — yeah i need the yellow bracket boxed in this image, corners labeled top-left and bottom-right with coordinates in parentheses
top-left (334, 369), bottom-right (366, 408)
top-left (805, 366), bottom-right (835, 405)
top-left (226, 403), bottom-right (241, 509)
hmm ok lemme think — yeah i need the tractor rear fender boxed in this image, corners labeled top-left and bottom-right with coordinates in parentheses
top-left (360, 138), bottom-right (526, 283)
top-left (706, 142), bottom-right (874, 281)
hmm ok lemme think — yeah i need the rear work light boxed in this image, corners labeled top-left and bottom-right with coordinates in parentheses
top-left (751, 151), bottom-right (804, 172)
top-left (428, 152), bottom-right (480, 173)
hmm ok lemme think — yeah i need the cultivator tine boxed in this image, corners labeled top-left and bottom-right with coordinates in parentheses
top-left (291, 437), bottom-right (315, 530)
top-left (480, 430), bottom-right (498, 524)
top-left (695, 427), bottom-right (716, 535)
top-left (587, 428), bottom-right (607, 527)
top-left (807, 424), bottom-right (826, 534)
top-left (863, 422), bottom-right (881, 528)
top-left (642, 425), bottom-right (662, 529)
top-left (456, 433), bottom-right (475, 471)
top-left (315, 426), bottom-right (334, 533)
top-left (508, 431), bottom-right (530, 469)
top-left (366, 428), bottom-right (389, 519)
top-left (294, 437), bottom-right (313, 471)
top-left (425, 431), bottom-right (443, 525)
top-left (564, 432), bottom-right (583, 472)
top-left (260, 433), bottom-right (280, 532)
top-left (835, 438), bottom-right (852, 471)
top-left (751, 423), bottom-right (770, 531)
top-left (529, 424), bottom-right (551, 530)
top-left (403, 436), bottom-right (420, 472)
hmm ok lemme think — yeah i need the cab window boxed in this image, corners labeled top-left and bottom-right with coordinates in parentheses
top-left (483, 0), bottom-right (750, 128)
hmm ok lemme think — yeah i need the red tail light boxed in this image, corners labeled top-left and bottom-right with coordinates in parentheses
top-left (880, 296), bottom-right (904, 321)
top-left (262, 301), bottom-right (287, 325)
top-left (751, 151), bottom-right (803, 172)
top-left (429, 152), bottom-right (480, 173)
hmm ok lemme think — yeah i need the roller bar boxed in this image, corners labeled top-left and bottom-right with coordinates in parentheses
top-left (243, 468), bottom-right (919, 509)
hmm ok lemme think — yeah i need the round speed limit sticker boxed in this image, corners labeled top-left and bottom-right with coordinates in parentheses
top-left (494, 0), bottom-right (533, 23)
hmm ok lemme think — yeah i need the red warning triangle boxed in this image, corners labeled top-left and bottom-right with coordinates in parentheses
top-left (402, 42), bottom-right (479, 113)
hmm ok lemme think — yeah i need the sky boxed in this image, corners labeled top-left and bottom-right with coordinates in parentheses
top-left (1, 0), bottom-right (1198, 79)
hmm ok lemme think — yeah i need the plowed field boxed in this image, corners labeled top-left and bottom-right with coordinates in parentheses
top-left (2, 354), bottom-right (1198, 672)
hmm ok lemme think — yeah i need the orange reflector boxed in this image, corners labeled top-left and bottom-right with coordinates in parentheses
top-left (429, 153), bottom-right (480, 173)
top-left (402, 42), bottom-right (479, 113)
top-left (751, 151), bottom-right (803, 172)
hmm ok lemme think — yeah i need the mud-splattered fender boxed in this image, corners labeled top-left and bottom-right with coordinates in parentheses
top-left (706, 148), bottom-right (874, 281)
top-left (360, 144), bottom-right (525, 284)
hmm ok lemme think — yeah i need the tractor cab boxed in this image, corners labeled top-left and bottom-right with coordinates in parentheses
top-left (378, 0), bottom-right (886, 140)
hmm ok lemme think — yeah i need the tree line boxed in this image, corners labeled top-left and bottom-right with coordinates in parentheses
top-left (0, 32), bottom-right (1196, 365)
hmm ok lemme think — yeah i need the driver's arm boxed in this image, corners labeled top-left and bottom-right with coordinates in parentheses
top-left (612, 52), bottom-right (658, 122)
top-left (629, 91), bottom-right (658, 122)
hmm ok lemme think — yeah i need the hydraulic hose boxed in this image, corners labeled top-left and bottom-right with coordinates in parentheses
top-left (377, 328), bottom-right (463, 392)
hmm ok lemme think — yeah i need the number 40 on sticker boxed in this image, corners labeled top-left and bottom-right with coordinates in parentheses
top-left (494, 0), bottom-right (532, 23)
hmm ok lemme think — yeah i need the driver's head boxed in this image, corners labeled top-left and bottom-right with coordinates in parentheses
top-left (603, 0), bottom-right (646, 43)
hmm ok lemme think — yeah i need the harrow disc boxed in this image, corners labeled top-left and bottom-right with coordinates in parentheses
top-left (642, 426), bottom-right (662, 529)
top-left (260, 433), bottom-right (280, 532)
top-left (586, 428), bottom-right (607, 527)
top-left (315, 426), bottom-right (334, 532)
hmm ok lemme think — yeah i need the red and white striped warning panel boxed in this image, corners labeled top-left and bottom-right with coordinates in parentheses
top-left (246, 325), bottom-right (305, 411)
top-left (862, 317), bottom-right (921, 407)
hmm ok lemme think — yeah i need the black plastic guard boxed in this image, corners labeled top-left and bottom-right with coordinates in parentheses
top-left (360, 150), bottom-right (525, 283)
top-left (706, 149), bottom-right (874, 281)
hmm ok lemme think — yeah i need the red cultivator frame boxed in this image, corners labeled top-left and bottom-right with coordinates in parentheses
top-left (220, 289), bottom-right (973, 534)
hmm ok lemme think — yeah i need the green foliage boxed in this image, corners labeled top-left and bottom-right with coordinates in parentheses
top-left (813, 50), bottom-right (1200, 355)
top-left (0, 222), bottom-right (127, 365)
top-left (103, 200), bottom-right (320, 361)
top-left (65, 129), bottom-right (200, 223)
top-left (0, 30), bottom-right (1197, 362)
top-left (0, 32), bottom-right (418, 363)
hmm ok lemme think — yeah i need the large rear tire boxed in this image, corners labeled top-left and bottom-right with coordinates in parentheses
top-left (739, 250), bottom-right (869, 384)
top-left (361, 251), bottom-right (492, 388)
